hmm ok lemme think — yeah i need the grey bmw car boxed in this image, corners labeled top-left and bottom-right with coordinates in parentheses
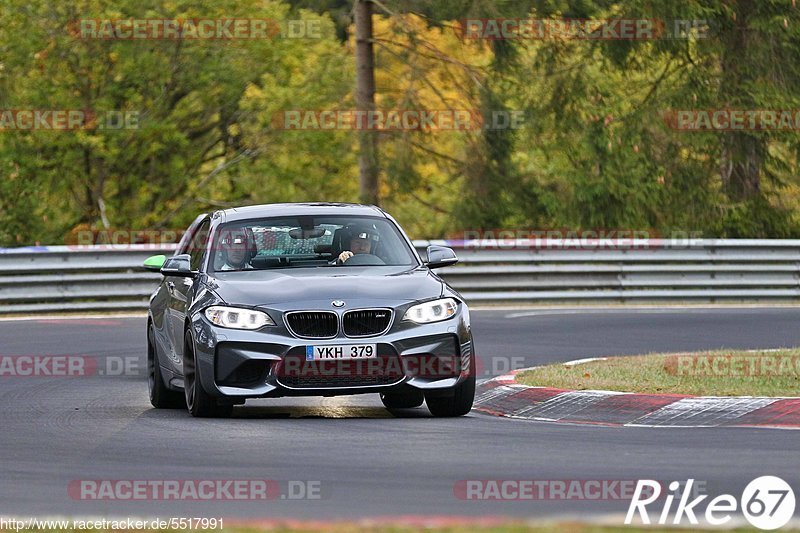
top-left (144, 203), bottom-right (475, 417)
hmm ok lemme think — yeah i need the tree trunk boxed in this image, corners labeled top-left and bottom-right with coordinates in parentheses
top-left (718, 0), bottom-right (763, 201)
top-left (354, 0), bottom-right (379, 205)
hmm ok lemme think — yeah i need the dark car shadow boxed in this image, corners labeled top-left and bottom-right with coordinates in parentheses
top-left (137, 405), bottom-right (433, 420)
top-left (231, 405), bottom-right (431, 419)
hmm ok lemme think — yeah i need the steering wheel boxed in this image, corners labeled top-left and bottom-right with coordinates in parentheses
top-left (342, 254), bottom-right (386, 266)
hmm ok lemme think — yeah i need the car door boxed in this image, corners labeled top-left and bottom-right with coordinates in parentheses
top-left (152, 214), bottom-right (207, 371)
top-left (167, 217), bottom-right (210, 373)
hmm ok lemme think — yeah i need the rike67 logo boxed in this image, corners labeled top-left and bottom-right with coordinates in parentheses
top-left (626, 476), bottom-right (795, 530)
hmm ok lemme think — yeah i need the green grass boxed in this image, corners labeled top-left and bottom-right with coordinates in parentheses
top-left (516, 349), bottom-right (800, 396)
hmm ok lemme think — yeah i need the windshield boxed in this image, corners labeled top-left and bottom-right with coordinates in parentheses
top-left (210, 215), bottom-right (418, 272)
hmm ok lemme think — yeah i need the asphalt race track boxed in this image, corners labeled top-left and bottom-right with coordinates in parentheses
top-left (1, 307), bottom-right (800, 522)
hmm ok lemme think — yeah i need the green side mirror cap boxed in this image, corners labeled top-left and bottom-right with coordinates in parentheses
top-left (143, 254), bottom-right (167, 272)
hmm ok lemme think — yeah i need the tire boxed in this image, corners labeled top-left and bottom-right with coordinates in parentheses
top-left (183, 329), bottom-right (233, 418)
top-left (148, 324), bottom-right (184, 409)
top-left (425, 355), bottom-right (476, 417)
top-left (380, 390), bottom-right (424, 409)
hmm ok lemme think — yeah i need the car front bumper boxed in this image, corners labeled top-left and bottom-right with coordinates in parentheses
top-left (189, 305), bottom-right (473, 398)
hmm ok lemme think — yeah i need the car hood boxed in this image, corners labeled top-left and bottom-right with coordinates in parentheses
top-left (205, 266), bottom-right (443, 308)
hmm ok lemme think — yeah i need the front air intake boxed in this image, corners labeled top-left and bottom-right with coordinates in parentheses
top-left (285, 311), bottom-right (338, 338)
top-left (343, 309), bottom-right (392, 337)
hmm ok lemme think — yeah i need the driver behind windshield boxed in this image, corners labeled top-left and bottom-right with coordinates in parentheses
top-left (336, 227), bottom-right (379, 265)
top-left (218, 229), bottom-right (254, 271)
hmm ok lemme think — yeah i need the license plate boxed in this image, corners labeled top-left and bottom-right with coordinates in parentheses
top-left (305, 344), bottom-right (377, 361)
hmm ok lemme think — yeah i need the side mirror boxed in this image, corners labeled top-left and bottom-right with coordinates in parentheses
top-left (424, 245), bottom-right (458, 269)
top-left (143, 254), bottom-right (167, 272)
top-left (160, 254), bottom-right (196, 278)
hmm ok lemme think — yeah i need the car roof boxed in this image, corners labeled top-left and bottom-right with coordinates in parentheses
top-left (213, 202), bottom-right (387, 223)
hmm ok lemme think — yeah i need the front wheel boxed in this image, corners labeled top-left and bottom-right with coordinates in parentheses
top-left (148, 325), bottom-right (184, 409)
top-left (425, 358), bottom-right (475, 417)
top-left (184, 330), bottom-right (232, 418)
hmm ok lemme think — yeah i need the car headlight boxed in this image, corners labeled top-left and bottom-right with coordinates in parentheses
top-left (403, 298), bottom-right (458, 324)
top-left (204, 306), bottom-right (275, 329)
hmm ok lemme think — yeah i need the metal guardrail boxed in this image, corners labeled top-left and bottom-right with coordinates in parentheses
top-left (1, 240), bottom-right (800, 313)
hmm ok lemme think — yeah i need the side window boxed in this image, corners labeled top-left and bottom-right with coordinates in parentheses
top-left (176, 214), bottom-right (207, 256)
top-left (189, 219), bottom-right (211, 271)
